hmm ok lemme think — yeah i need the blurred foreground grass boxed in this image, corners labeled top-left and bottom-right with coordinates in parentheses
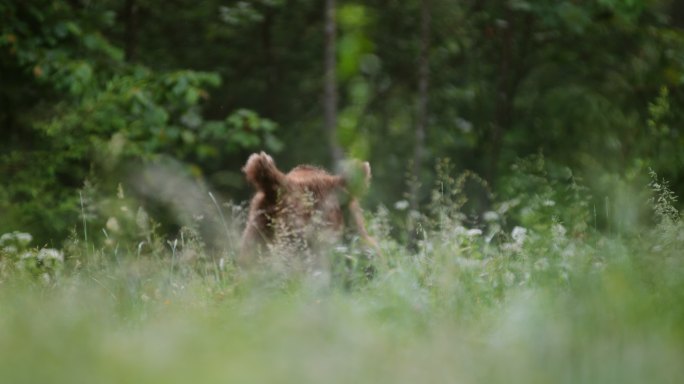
top-left (1, 171), bottom-right (684, 384)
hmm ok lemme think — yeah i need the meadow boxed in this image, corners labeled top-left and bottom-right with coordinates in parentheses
top-left (1, 167), bottom-right (683, 384)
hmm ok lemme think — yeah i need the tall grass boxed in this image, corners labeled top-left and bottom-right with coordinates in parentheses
top-left (0, 167), bottom-right (683, 384)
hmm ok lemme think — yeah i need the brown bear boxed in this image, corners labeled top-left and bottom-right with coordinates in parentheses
top-left (239, 151), bottom-right (379, 264)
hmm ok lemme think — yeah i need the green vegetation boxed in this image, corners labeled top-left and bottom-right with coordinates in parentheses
top-left (1, 168), bottom-right (683, 383)
top-left (2, 1), bottom-right (684, 382)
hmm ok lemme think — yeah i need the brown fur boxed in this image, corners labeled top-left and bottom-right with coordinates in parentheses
top-left (239, 152), bottom-right (379, 264)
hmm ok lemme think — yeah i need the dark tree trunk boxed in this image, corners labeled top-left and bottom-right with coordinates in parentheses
top-left (408, 0), bottom-right (431, 247)
top-left (122, 0), bottom-right (138, 62)
top-left (487, 10), bottom-right (533, 187)
top-left (262, 8), bottom-right (275, 117)
top-left (410, 0), bottom-right (431, 212)
top-left (324, 0), bottom-right (344, 167)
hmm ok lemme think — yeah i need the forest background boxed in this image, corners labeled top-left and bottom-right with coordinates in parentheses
top-left (3, 0), bottom-right (684, 244)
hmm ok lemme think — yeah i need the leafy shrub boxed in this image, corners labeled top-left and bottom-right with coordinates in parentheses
top-left (0, 231), bottom-right (64, 283)
top-left (0, 2), bottom-right (283, 244)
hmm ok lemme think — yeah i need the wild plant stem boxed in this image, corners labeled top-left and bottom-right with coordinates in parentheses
top-left (209, 192), bottom-right (231, 248)
top-left (79, 191), bottom-right (88, 246)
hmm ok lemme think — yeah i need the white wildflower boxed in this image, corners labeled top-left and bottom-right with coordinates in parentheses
top-left (453, 226), bottom-right (466, 236)
top-left (497, 198), bottom-right (519, 215)
top-left (455, 117), bottom-right (473, 133)
top-left (483, 211), bottom-right (499, 222)
top-left (37, 248), bottom-right (64, 262)
top-left (136, 207), bottom-right (150, 232)
top-left (0, 233), bottom-right (11, 245)
top-left (2, 246), bottom-right (17, 254)
top-left (15, 232), bottom-right (32, 246)
top-left (106, 217), bottom-right (120, 233)
top-left (512, 226), bottom-right (527, 245)
top-left (542, 199), bottom-right (556, 207)
top-left (552, 223), bottom-right (566, 238)
top-left (466, 228), bottom-right (483, 237)
top-left (394, 200), bottom-right (410, 210)
top-left (21, 251), bottom-right (34, 260)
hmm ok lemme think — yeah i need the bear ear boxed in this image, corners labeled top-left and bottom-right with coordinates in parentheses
top-left (242, 152), bottom-right (283, 192)
top-left (362, 162), bottom-right (371, 182)
top-left (340, 159), bottom-right (372, 196)
top-left (259, 151), bottom-right (275, 166)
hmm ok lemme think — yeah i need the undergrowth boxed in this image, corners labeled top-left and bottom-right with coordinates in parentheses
top-left (0, 164), bottom-right (683, 384)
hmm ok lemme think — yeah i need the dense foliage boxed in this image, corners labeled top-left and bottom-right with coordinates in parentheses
top-left (3, 0), bottom-right (684, 243)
